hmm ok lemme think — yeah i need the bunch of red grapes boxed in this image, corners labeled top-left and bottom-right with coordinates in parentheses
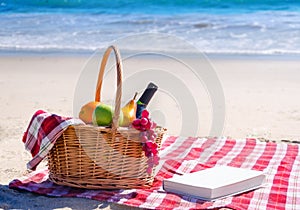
top-left (132, 110), bottom-right (160, 174)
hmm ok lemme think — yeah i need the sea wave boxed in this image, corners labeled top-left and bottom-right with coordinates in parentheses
top-left (1, 1), bottom-right (300, 55)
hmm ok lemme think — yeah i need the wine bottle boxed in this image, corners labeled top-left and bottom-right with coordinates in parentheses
top-left (136, 82), bottom-right (158, 118)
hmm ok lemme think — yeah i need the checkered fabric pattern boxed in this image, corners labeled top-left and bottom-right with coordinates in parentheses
top-left (22, 110), bottom-right (83, 170)
top-left (10, 134), bottom-right (300, 209)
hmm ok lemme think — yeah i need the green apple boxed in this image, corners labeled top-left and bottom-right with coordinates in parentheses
top-left (92, 103), bottom-right (123, 126)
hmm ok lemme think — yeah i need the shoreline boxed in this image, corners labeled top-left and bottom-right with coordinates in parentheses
top-left (1, 49), bottom-right (300, 61)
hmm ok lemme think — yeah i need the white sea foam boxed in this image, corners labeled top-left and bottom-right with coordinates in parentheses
top-left (0, 6), bottom-right (300, 55)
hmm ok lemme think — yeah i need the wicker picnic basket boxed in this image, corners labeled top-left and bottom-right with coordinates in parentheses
top-left (47, 45), bottom-right (166, 189)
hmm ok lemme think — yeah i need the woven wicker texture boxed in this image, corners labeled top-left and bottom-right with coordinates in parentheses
top-left (47, 45), bottom-right (166, 189)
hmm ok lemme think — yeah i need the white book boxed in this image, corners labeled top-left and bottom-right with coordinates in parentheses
top-left (163, 166), bottom-right (266, 201)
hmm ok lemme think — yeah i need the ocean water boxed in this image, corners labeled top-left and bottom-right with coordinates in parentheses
top-left (1, 0), bottom-right (300, 55)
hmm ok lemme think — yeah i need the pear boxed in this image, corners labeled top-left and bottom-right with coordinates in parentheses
top-left (120, 92), bottom-right (138, 127)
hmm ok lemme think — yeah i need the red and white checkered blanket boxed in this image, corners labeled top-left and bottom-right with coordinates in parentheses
top-left (10, 134), bottom-right (300, 209)
top-left (22, 110), bottom-right (83, 170)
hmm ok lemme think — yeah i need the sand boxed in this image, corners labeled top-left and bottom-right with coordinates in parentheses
top-left (0, 54), bottom-right (300, 209)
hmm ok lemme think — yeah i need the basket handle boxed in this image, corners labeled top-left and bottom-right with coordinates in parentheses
top-left (95, 45), bottom-right (123, 132)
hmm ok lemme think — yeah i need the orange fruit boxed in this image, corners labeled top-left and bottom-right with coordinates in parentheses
top-left (79, 101), bottom-right (101, 124)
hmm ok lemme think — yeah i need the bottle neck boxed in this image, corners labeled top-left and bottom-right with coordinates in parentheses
top-left (137, 100), bottom-right (146, 106)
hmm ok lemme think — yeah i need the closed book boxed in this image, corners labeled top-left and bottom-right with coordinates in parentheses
top-left (163, 166), bottom-right (265, 201)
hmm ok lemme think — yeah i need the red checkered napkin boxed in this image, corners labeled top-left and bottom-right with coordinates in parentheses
top-left (22, 110), bottom-right (83, 170)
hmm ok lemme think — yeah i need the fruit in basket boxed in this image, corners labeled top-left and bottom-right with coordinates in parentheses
top-left (79, 101), bottom-right (101, 124)
top-left (92, 103), bottom-right (113, 126)
top-left (120, 92), bottom-right (138, 127)
top-left (92, 103), bottom-right (123, 126)
top-left (132, 109), bottom-right (160, 174)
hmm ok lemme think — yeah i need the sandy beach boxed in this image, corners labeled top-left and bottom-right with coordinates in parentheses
top-left (2, 0), bottom-right (300, 209)
top-left (1, 54), bottom-right (300, 209)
